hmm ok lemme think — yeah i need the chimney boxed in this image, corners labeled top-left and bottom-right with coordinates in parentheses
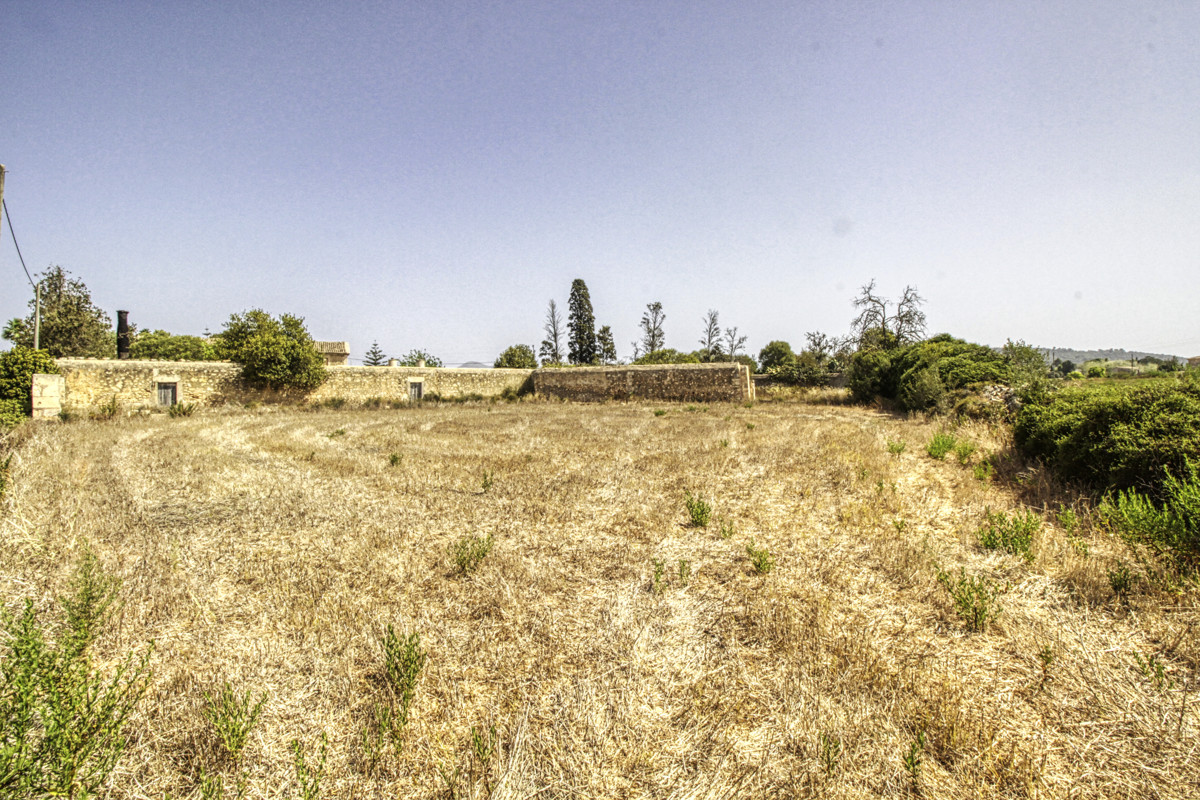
top-left (387, 358), bottom-right (398, 367)
top-left (417, 358), bottom-right (426, 368)
top-left (117, 310), bottom-right (131, 359)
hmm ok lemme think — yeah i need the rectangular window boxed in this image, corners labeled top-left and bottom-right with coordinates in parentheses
top-left (157, 382), bottom-right (178, 406)
top-left (408, 381), bottom-right (423, 402)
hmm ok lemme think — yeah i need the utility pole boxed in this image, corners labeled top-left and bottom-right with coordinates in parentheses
top-left (1, 165), bottom-right (41, 349)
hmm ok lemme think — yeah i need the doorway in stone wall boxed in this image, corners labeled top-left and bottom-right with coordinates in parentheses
top-left (408, 380), bottom-right (423, 402)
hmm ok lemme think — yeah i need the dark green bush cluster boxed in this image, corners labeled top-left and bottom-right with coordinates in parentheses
top-left (1, 347), bottom-right (60, 427)
top-left (1014, 379), bottom-right (1200, 499)
top-left (848, 334), bottom-right (1011, 411)
top-left (215, 310), bottom-right (328, 391)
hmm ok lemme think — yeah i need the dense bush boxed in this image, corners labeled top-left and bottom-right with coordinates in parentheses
top-left (758, 341), bottom-right (795, 373)
top-left (849, 334), bottom-right (1014, 411)
top-left (0, 347), bottom-right (60, 425)
top-left (129, 329), bottom-right (218, 361)
top-left (632, 348), bottom-right (699, 365)
top-left (494, 344), bottom-right (538, 369)
top-left (215, 310), bottom-right (328, 391)
top-left (1014, 379), bottom-right (1200, 500)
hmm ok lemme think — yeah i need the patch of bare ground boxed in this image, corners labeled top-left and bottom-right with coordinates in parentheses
top-left (2, 400), bottom-right (1197, 798)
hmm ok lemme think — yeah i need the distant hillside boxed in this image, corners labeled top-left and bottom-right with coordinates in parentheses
top-left (1035, 347), bottom-right (1185, 365)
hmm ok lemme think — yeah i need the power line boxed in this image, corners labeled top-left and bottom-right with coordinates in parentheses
top-left (3, 198), bottom-right (35, 287)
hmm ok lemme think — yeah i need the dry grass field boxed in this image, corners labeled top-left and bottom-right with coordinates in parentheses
top-left (2, 397), bottom-right (1198, 799)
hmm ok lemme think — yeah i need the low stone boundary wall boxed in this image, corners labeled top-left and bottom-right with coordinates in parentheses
top-left (34, 359), bottom-right (754, 417)
top-left (533, 363), bottom-right (754, 403)
top-left (46, 359), bottom-right (533, 414)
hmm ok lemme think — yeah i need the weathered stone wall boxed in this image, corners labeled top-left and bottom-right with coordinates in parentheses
top-left (533, 363), bottom-right (754, 403)
top-left (40, 360), bottom-right (752, 415)
top-left (51, 359), bottom-right (533, 413)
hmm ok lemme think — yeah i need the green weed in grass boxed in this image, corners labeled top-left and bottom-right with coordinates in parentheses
top-left (926, 431), bottom-right (957, 460)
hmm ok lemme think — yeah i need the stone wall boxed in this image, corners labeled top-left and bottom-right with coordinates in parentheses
top-left (49, 359), bottom-right (533, 414)
top-left (37, 359), bottom-right (753, 416)
top-left (533, 363), bottom-right (754, 403)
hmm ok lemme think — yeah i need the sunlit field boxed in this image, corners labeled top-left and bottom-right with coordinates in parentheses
top-left (3, 398), bottom-right (1197, 798)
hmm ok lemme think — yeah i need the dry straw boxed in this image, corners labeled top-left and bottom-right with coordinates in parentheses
top-left (1, 399), bottom-right (1196, 798)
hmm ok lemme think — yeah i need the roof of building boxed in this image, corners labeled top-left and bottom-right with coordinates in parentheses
top-left (314, 341), bottom-right (350, 354)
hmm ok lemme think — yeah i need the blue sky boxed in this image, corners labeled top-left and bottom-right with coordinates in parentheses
top-left (3, 1), bottom-right (1198, 364)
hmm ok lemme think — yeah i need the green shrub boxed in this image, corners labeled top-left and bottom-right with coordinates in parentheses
top-left (684, 491), bottom-right (712, 528)
top-left (167, 402), bottom-right (196, 418)
top-left (954, 440), bottom-right (977, 464)
top-left (745, 540), bottom-right (775, 574)
top-left (215, 309), bottom-right (328, 391)
top-left (976, 509), bottom-right (1040, 562)
top-left (493, 344), bottom-right (537, 369)
top-left (887, 439), bottom-right (906, 456)
top-left (450, 533), bottom-right (493, 575)
top-left (926, 432), bottom-right (957, 460)
top-left (936, 566), bottom-right (1001, 632)
top-left (1014, 381), bottom-right (1200, 501)
top-left (0, 347), bottom-right (60, 418)
top-left (0, 550), bottom-right (153, 797)
top-left (898, 365), bottom-right (945, 411)
top-left (1098, 460), bottom-right (1200, 572)
top-left (203, 682), bottom-right (267, 762)
top-left (1087, 365), bottom-right (1106, 378)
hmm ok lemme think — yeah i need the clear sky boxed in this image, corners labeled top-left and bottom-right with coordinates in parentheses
top-left (3, 1), bottom-right (1198, 364)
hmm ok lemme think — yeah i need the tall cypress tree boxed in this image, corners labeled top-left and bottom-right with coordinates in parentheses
top-left (567, 279), bottom-right (598, 365)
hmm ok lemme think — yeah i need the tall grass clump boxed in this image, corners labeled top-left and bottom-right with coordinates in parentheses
top-left (203, 682), bottom-right (268, 762)
top-left (361, 626), bottom-right (425, 766)
top-left (0, 549), bottom-right (153, 797)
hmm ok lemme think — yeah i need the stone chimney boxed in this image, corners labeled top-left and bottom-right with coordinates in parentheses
top-left (117, 310), bottom-right (131, 359)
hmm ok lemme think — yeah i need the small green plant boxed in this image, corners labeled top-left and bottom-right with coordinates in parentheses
top-left (677, 558), bottom-right (691, 586)
top-left (887, 439), bottom-right (906, 456)
top-left (198, 768), bottom-right (248, 800)
top-left (327, 428), bottom-right (346, 438)
top-left (203, 681), bottom-right (268, 762)
top-left (892, 518), bottom-right (908, 535)
top-left (976, 508), bottom-right (1040, 562)
top-left (718, 518), bottom-right (736, 539)
top-left (954, 440), bottom-right (977, 465)
top-left (684, 491), bottom-right (712, 528)
top-left (819, 731), bottom-right (841, 777)
top-left (1133, 652), bottom-right (1175, 691)
top-left (745, 540), bottom-right (775, 574)
top-left (746, 422), bottom-right (755, 430)
top-left (388, 452), bottom-right (402, 467)
top-left (450, 533), bottom-right (493, 575)
top-left (1037, 645), bottom-right (1055, 687)
top-left (718, 438), bottom-right (730, 448)
top-left (0, 453), bottom-right (11, 501)
top-left (926, 431), bottom-right (957, 460)
top-left (1098, 460), bottom-right (1200, 573)
top-left (382, 625), bottom-right (425, 709)
top-left (653, 409), bottom-right (667, 417)
top-left (291, 731), bottom-right (327, 800)
top-left (652, 559), bottom-right (666, 595)
top-left (303, 450), bottom-right (316, 462)
top-left (1055, 504), bottom-right (1079, 534)
top-left (1108, 561), bottom-right (1135, 597)
top-left (936, 565), bottom-right (1002, 632)
top-left (93, 396), bottom-right (120, 421)
top-left (480, 469), bottom-right (494, 492)
top-left (973, 460), bottom-right (994, 482)
top-left (903, 729), bottom-right (926, 786)
top-left (168, 401), bottom-right (197, 418)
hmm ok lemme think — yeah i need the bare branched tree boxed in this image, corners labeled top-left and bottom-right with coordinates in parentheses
top-left (699, 309), bottom-right (723, 361)
top-left (723, 326), bottom-right (747, 361)
top-left (640, 302), bottom-right (665, 355)
top-left (850, 279), bottom-right (926, 348)
top-left (538, 299), bottom-right (564, 365)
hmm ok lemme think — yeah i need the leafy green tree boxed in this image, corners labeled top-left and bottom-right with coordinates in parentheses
top-left (1, 346), bottom-right (60, 426)
top-left (596, 326), bottom-right (618, 365)
top-left (214, 310), bottom-right (328, 390)
top-left (567, 279), bottom-right (598, 365)
top-left (397, 349), bottom-right (443, 367)
top-left (494, 344), bottom-right (537, 369)
top-left (129, 330), bottom-right (217, 361)
top-left (3, 266), bottom-right (115, 358)
top-left (363, 341), bottom-right (387, 366)
top-left (639, 302), bottom-right (665, 355)
top-left (539, 299), bottom-right (564, 365)
top-left (758, 341), bottom-right (795, 373)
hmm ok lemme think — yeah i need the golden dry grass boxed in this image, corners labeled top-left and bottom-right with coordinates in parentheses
top-left (2, 399), bottom-right (1198, 798)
